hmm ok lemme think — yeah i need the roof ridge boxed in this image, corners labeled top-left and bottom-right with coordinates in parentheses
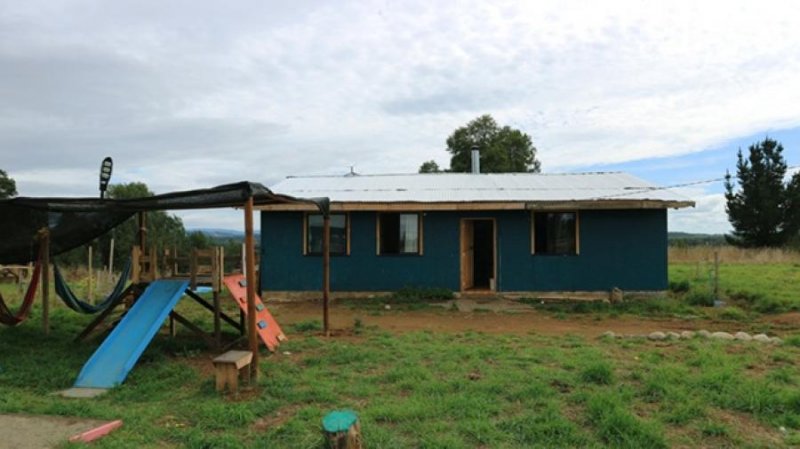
top-left (285, 171), bottom-right (625, 179)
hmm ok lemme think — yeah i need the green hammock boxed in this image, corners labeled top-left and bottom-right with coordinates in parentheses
top-left (54, 259), bottom-right (132, 314)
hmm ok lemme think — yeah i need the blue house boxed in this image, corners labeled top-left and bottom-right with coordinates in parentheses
top-left (259, 171), bottom-right (692, 297)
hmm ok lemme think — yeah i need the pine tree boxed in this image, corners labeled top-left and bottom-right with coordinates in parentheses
top-left (724, 138), bottom-right (800, 247)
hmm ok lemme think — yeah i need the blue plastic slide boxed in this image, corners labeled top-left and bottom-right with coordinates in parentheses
top-left (74, 280), bottom-right (189, 389)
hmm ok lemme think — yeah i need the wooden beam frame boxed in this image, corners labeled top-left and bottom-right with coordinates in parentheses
top-left (244, 196), bottom-right (259, 381)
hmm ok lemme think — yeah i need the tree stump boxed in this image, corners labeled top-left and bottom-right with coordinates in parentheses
top-left (322, 410), bottom-right (363, 449)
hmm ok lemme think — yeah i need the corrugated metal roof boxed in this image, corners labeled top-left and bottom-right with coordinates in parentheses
top-left (269, 172), bottom-right (693, 206)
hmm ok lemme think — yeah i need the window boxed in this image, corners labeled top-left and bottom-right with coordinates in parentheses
top-left (305, 213), bottom-right (348, 255)
top-left (532, 212), bottom-right (578, 255)
top-left (378, 213), bottom-right (421, 254)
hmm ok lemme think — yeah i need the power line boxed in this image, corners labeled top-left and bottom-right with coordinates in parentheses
top-left (592, 164), bottom-right (800, 200)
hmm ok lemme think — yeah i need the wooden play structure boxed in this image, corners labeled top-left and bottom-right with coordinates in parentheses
top-left (1, 181), bottom-right (330, 389)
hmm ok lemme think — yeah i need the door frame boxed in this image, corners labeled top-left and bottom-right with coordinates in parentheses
top-left (459, 218), bottom-right (497, 292)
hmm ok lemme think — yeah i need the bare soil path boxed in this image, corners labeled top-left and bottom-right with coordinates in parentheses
top-left (269, 300), bottom-right (800, 337)
top-left (0, 414), bottom-right (112, 449)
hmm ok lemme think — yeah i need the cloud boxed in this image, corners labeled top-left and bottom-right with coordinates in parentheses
top-left (1, 0), bottom-right (799, 228)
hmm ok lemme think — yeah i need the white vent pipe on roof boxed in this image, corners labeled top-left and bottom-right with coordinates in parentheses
top-left (471, 146), bottom-right (480, 174)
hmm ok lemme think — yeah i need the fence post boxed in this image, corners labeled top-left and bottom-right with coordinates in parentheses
top-left (713, 251), bottom-right (720, 300)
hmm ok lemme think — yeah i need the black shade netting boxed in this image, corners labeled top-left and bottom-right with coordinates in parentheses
top-left (0, 181), bottom-right (328, 264)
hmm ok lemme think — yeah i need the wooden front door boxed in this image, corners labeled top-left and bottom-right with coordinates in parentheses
top-left (460, 220), bottom-right (474, 291)
top-left (460, 218), bottom-right (496, 292)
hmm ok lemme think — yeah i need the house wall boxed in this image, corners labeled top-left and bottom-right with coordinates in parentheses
top-left (260, 208), bottom-right (668, 293)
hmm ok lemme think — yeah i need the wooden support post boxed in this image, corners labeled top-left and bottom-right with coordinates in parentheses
top-left (213, 247), bottom-right (223, 347)
top-left (244, 196), bottom-right (259, 381)
top-left (88, 245), bottom-right (94, 304)
top-left (108, 236), bottom-right (115, 281)
top-left (323, 410), bottom-right (363, 449)
top-left (151, 245), bottom-right (158, 281)
top-left (41, 229), bottom-right (50, 335)
top-left (323, 214), bottom-right (331, 336)
top-left (137, 212), bottom-right (147, 251)
top-left (131, 246), bottom-right (141, 284)
top-left (190, 249), bottom-right (197, 290)
top-left (241, 243), bottom-right (246, 275)
top-left (713, 251), bottom-right (720, 300)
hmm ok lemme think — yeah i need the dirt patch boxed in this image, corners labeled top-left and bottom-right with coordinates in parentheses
top-left (0, 414), bottom-right (115, 449)
top-left (710, 408), bottom-right (784, 447)
top-left (268, 301), bottom-right (800, 338)
top-left (252, 404), bottom-right (302, 431)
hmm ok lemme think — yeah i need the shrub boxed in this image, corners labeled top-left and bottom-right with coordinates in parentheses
top-left (753, 296), bottom-right (790, 314)
top-left (391, 286), bottom-right (454, 302)
top-left (728, 290), bottom-right (764, 305)
top-left (288, 319), bottom-right (322, 333)
top-left (580, 361), bottom-right (614, 385)
top-left (587, 393), bottom-right (667, 449)
top-left (685, 291), bottom-right (715, 307)
top-left (668, 280), bottom-right (691, 294)
top-left (718, 307), bottom-right (748, 321)
top-left (784, 334), bottom-right (800, 347)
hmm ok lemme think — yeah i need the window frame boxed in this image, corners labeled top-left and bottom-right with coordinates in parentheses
top-left (303, 212), bottom-right (350, 256)
top-left (375, 212), bottom-right (424, 256)
top-left (530, 210), bottom-right (580, 256)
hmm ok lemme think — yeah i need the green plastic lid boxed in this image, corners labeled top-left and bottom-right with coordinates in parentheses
top-left (322, 410), bottom-right (358, 433)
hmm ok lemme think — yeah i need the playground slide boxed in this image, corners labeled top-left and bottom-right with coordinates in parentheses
top-left (223, 274), bottom-right (285, 352)
top-left (74, 280), bottom-right (189, 389)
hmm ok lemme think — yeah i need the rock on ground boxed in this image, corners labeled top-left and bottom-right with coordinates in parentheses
top-left (753, 334), bottom-right (771, 343)
top-left (734, 332), bottom-right (752, 341)
top-left (680, 330), bottom-right (696, 339)
top-left (697, 330), bottom-right (712, 338)
top-left (648, 331), bottom-right (666, 341)
top-left (601, 331), bottom-right (616, 339)
top-left (666, 331), bottom-right (681, 340)
top-left (711, 331), bottom-right (735, 340)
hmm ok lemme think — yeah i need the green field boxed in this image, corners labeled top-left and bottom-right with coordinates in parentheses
top-left (1, 263), bottom-right (800, 448)
top-left (669, 263), bottom-right (800, 313)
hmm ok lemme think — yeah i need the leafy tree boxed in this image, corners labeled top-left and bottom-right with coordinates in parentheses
top-left (94, 182), bottom-right (189, 268)
top-left (0, 169), bottom-right (17, 198)
top-left (445, 114), bottom-right (541, 173)
top-left (418, 160), bottom-right (442, 173)
top-left (724, 138), bottom-right (800, 247)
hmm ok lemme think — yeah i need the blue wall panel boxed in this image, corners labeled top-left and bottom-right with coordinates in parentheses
top-left (261, 208), bottom-right (668, 292)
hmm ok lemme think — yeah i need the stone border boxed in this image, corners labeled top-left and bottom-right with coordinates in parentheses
top-left (600, 330), bottom-right (783, 344)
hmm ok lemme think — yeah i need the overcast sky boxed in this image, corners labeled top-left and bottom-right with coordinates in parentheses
top-left (2, 0), bottom-right (799, 232)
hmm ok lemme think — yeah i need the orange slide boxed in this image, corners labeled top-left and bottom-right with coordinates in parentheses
top-left (223, 274), bottom-right (286, 352)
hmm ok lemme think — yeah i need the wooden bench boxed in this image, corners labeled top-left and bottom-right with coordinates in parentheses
top-left (212, 350), bottom-right (253, 393)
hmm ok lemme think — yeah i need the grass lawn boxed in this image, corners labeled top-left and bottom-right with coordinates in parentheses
top-left (1, 303), bottom-right (800, 448)
top-left (1, 262), bottom-right (800, 448)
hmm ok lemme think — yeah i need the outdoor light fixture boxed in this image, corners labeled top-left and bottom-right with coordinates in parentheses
top-left (99, 157), bottom-right (113, 199)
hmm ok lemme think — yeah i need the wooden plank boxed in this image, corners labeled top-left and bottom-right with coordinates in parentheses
top-left (184, 289), bottom-right (243, 332)
top-left (212, 350), bottom-right (253, 368)
top-left (169, 311), bottom-right (218, 349)
top-left (75, 283), bottom-right (139, 342)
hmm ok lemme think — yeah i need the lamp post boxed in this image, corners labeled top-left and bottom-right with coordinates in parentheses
top-left (99, 157), bottom-right (113, 199)
top-left (99, 157), bottom-right (114, 277)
